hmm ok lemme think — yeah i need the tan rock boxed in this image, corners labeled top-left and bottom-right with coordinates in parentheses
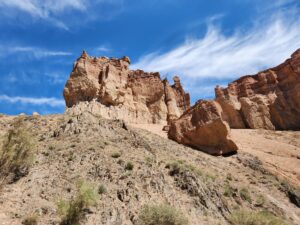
top-left (168, 100), bottom-right (238, 155)
top-left (32, 112), bottom-right (40, 116)
top-left (63, 51), bottom-right (190, 124)
top-left (215, 49), bottom-right (300, 130)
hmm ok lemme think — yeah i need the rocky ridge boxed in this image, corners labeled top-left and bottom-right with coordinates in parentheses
top-left (215, 49), bottom-right (300, 130)
top-left (64, 49), bottom-right (300, 155)
top-left (64, 51), bottom-right (190, 125)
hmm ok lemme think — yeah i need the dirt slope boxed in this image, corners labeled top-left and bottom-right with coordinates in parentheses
top-left (0, 113), bottom-right (299, 225)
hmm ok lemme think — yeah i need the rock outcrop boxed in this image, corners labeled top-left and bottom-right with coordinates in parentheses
top-left (168, 100), bottom-right (238, 155)
top-left (215, 49), bottom-right (300, 130)
top-left (64, 51), bottom-right (190, 124)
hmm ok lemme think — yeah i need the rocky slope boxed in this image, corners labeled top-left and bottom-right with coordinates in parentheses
top-left (64, 51), bottom-right (190, 124)
top-left (0, 113), bottom-right (299, 225)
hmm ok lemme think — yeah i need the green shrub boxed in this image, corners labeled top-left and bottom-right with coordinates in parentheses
top-left (224, 183), bottom-right (235, 197)
top-left (98, 184), bottom-right (107, 195)
top-left (228, 210), bottom-right (288, 225)
top-left (166, 160), bottom-right (216, 181)
top-left (22, 214), bottom-right (38, 225)
top-left (125, 162), bottom-right (134, 170)
top-left (166, 160), bottom-right (202, 176)
top-left (57, 181), bottom-right (98, 225)
top-left (239, 188), bottom-right (252, 203)
top-left (111, 152), bottom-right (121, 158)
top-left (0, 118), bottom-right (35, 183)
top-left (137, 204), bottom-right (189, 225)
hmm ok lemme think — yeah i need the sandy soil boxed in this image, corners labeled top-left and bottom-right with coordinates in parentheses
top-left (132, 124), bottom-right (300, 186)
top-left (231, 129), bottom-right (300, 187)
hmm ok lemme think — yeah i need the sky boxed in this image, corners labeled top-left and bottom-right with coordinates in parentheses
top-left (0, 0), bottom-right (299, 115)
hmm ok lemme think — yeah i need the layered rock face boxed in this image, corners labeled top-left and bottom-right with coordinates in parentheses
top-left (215, 49), bottom-right (300, 130)
top-left (64, 51), bottom-right (190, 124)
top-left (168, 100), bottom-right (238, 155)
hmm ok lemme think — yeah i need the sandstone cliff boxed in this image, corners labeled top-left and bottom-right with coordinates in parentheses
top-left (64, 51), bottom-right (190, 124)
top-left (215, 49), bottom-right (300, 130)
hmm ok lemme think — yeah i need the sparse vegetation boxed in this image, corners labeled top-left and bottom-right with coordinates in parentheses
top-left (137, 204), bottom-right (189, 225)
top-left (57, 181), bottom-right (98, 225)
top-left (226, 173), bottom-right (233, 181)
top-left (145, 156), bottom-right (155, 166)
top-left (228, 210), bottom-right (288, 225)
top-left (0, 118), bottom-right (35, 184)
top-left (22, 214), bottom-right (38, 225)
top-left (255, 194), bottom-right (265, 207)
top-left (166, 160), bottom-right (215, 180)
top-left (111, 152), bottom-right (121, 158)
top-left (98, 184), bottom-right (107, 194)
top-left (166, 160), bottom-right (202, 176)
top-left (224, 183), bottom-right (235, 197)
top-left (239, 188), bottom-right (252, 203)
top-left (125, 161), bottom-right (134, 170)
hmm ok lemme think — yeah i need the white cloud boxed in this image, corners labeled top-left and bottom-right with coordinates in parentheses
top-left (0, 0), bottom-right (86, 17)
top-left (0, 0), bottom-right (123, 29)
top-left (93, 45), bottom-right (112, 54)
top-left (0, 46), bottom-right (72, 59)
top-left (132, 13), bottom-right (300, 80)
top-left (0, 95), bottom-right (65, 107)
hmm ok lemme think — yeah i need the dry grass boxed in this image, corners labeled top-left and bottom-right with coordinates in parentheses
top-left (0, 118), bottom-right (35, 185)
top-left (137, 204), bottom-right (189, 225)
top-left (57, 181), bottom-right (98, 225)
top-left (22, 214), bottom-right (38, 225)
top-left (228, 210), bottom-right (288, 225)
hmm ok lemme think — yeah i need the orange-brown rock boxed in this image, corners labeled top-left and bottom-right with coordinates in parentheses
top-left (168, 100), bottom-right (238, 155)
top-left (215, 49), bottom-right (300, 130)
top-left (63, 51), bottom-right (190, 124)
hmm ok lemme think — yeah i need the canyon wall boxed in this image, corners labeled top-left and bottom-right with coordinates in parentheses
top-left (63, 51), bottom-right (190, 124)
top-left (215, 49), bottom-right (300, 130)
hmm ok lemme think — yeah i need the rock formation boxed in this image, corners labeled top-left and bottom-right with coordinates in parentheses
top-left (215, 49), bottom-right (300, 130)
top-left (168, 100), bottom-right (238, 155)
top-left (64, 51), bottom-right (190, 124)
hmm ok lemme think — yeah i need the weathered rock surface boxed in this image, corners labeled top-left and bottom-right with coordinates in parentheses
top-left (215, 49), bottom-right (300, 130)
top-left (168, 100), bottom-right (238, 155)
top-left (64, 51), bottom-right (190, 124)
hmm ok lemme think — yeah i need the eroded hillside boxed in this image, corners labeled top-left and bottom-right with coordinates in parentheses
top-left (0, 113), bottom-right (299, 225)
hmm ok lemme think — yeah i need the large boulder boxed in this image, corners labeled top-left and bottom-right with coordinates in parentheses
top-left (63, 51), bottom-right (190, 124)
top-left (215, 49), bottom-right (300, 130)
top-left (168, 100), bottom-right (238, 155)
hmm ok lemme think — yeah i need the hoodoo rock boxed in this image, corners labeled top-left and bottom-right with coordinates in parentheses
top-left (63, 51), bottom-right (190, 124)
top-left (215, 49), bottom-right (300, 130)
top-left (168, 100), bottom-right (238, 155)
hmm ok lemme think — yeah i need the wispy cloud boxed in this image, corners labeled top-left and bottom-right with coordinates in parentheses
top-left (0, 0), bottom-right (123, 29)
top-left (132, 12), bottom-right (300, 80)
top-left (0, 0), bottom-right (86, 17)
top-left (0, 95), bottom-right (65, 107)
top-left (96, 45), bottom-right (111, 52)
top-left (95, 45), bottom-right (112, 53)
top-left (0, 45), bottom-right (72, 59)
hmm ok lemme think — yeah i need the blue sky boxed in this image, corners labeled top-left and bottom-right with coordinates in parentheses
top-left (0, 0), bottom-right (299, 115)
